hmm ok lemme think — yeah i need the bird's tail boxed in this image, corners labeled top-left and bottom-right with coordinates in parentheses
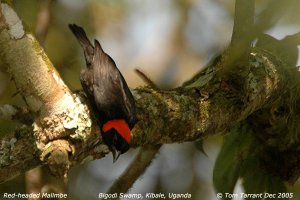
top-left (69, 24), bottom-right (94, 65)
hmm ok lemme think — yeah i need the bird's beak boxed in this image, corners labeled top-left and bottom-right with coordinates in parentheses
top-left (111, 146), bottom-right (122, 163)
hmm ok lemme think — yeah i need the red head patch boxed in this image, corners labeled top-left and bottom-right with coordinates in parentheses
top-left (102, 119), bottom-right (131, 143)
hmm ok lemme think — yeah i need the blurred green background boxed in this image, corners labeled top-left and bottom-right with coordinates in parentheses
top-left (1, 0), bottom-right (300, 199)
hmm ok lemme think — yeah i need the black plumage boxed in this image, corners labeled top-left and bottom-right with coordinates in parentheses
top-left (69, 24), bottom-right (137, 159)
top-left (69, 24), bottom-right (137, 128)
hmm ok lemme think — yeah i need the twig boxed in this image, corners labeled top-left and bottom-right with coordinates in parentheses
top-left (106, 145), bottom-right (162, 198)
top-left (135, 69), bottom-right (159, 90)
top-left (255, 0), bottom-right (298, 34)
top-left (25, 167), bottom-right (42, 200)
top-left (222, 0), bottom-right (255, 74)
top-left (230, 0), bottom-right (255, 49)
top-left (0, 104), bottom-right (33, 125)
top-left (223, 0), bottom-right (299, 75)
top-left (35, 0), bottom-right (55, 47)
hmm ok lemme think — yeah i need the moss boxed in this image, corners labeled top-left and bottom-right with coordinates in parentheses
top-left (30, 35), bottom-right (54, 71)
top-left (1, 1), bottom-right (13, 6)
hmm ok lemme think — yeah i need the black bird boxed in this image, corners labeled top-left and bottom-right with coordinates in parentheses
top-left (69, 24), bottom-right (137, 162)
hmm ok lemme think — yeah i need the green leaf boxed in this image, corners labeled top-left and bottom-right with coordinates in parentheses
top-left (242, 156), bottom-right (287, 200)
top-left (239, 131), bottom-right (287, 200)
top-left (214, 123), bottom-right (287, 200)
top-left (242, 157), bottom-right (268, 196)
top-left (213, 123), bottom-right (255, 199)
top-left (213, 126), bottom-right (243, 197)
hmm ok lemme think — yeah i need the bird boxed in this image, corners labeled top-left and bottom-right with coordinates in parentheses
top-left (69, 24), bottom-right (137, 162)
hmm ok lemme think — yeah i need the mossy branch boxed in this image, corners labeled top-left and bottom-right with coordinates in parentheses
top-left (0, 45), bottom-right (293, 183)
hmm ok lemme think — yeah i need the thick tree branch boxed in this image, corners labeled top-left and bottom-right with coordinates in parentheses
top-left (0, 3), bottom-right (70, 116)
top-left (0, 2), bottom-right (94, 180)
top-left (0, 46), bottom-right (292, 183)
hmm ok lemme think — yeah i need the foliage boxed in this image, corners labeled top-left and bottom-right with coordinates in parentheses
top-left (213, 123), bottom-right (288, 200)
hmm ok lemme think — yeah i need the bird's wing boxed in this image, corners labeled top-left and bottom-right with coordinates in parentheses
top-left (92, 40), bottom-right (137, 126)
top-left (118, 75), bottom-right (137, 128)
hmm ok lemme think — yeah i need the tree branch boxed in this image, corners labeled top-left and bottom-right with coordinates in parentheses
top-left (0, 104), bottom-right (33, 125)
top-left (230, 0), bottom-right (254, 49)
top-left (25, 167), bottom-right (43, 198)
top-left (107, 145), bottom-right (162, 198)
top-left (0, 2), bottom-right (94, 180)
top-left (35, 0), bottom-right (55, 47)
top-left (0, 46), bottom-right (292, 183)
top-left (222, 0), bottom-right (255, 74)
top-left (255, 0), bottom-right (299, 34)
top-left (0, 126), bottom-right (39, 183)
top-left (0, 3), bottom-right (70, 115)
